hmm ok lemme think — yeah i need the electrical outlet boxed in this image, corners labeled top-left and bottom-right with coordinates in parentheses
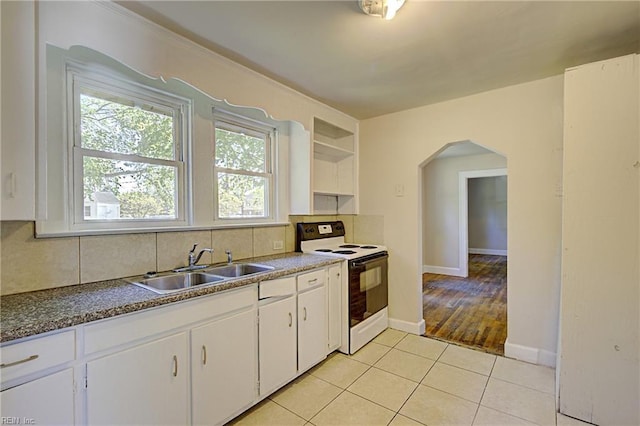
top-left (273, 240), bottom-right (284, 250)
top-left (395, 184), bottom-right (405, 197)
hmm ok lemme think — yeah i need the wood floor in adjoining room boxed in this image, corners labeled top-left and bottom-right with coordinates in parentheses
top-left (422, 254), bottom-right (507, 355)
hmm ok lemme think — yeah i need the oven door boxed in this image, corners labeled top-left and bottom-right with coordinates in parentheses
top-left (348, 252), bottom-right (388, 328)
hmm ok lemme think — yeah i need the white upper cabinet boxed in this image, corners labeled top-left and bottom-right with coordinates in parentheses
top-left (290, 117), bottom-right (359, 215)
top-left (313, 118), bottom-right (358, 215)
top-left (313, 118), bottom-right (355, 193)
top-left (0, 1), bottom-right (36, 220)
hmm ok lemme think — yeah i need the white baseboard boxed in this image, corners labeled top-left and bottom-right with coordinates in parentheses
top-left (504, 338), bottom-right (556, 367)
top-left (423, 265), bottom-right (466, 277)
top-left (389, 317), bottom-right (426, 335)
top-left (469, 248), bottom-right (508, 256)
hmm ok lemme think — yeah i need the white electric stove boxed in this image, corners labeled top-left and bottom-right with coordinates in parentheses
top-left (296, 221), bottom-right (389, 354)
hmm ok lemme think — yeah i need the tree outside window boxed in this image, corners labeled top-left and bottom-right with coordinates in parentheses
top-left (214, 117), bottom-right (273, 219)
top-left (73, 76), bottom-right (187, 223)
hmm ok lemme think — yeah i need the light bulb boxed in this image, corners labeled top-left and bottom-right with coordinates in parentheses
top-left (359, 0), bottom-right (406, 20)
top-left (383, 0), bottom-right (405, 20)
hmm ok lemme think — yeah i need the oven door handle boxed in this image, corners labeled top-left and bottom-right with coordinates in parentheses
top-left (350, 252), bottom-right (388, 269)
top-left (352, 258), bottom-right (387, 268)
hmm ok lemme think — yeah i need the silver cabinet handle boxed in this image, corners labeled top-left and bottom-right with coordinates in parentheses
top-left (308, 278), bottom-right (318, 284)
top-left (288, 312), bottom-right (292, 327)
top-left (202, 345), bottom-right (207, 366)
top-left (172, 355), bottom-right (178, 377)
top-left (303, 307), bottom-right (307, 321)
top-left (8, 172), bottom-right (16, 198)
top-left (0, 354), bottom-right (39, 369)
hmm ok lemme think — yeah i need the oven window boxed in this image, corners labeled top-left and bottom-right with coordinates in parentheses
top-left (360, 268), bottom-right (382, 291)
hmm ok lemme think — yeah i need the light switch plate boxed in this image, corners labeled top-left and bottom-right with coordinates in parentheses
top-left (273, 240), bottom-right (284, 250)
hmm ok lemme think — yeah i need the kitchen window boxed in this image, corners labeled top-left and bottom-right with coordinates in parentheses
top-left (213, 111), bottom-right (274, 221)
top-left (68, 67), bottom-right (190, 230)
top-left (37, 46), bottom-right (289, 237)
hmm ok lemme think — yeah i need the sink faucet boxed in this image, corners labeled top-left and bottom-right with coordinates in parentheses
top-left (189, 244), bottom-right (213, 268)
top-left (226, 249), bottom-right (233, 264)
top-left (174, 244), bottom-right (213, 272)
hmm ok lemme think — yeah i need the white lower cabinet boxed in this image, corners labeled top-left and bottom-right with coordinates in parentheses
top-left (327, 264), bottom-right (343, 352)
top-left (0, 330), bottom-right (76, 425)
top-left (1, 264), bottom-right (344, 425)
top-left (258, 294), bottom-right (297, 396)
top-left (0, 368), bottom-right (75, 425)
top-left (298, 285), bottom-right (327, 372)
top-left (86, 332), bottom-right (189, 425)
top-left (191, 309), bottom-right (257, 425)
top-left (258, 268), bottom-right (331, 396)
top-left (84, 285), bottom-right (257, 426)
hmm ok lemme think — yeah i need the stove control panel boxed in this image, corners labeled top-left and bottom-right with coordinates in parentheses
top-left (296, 221), bottom-right (346, 251)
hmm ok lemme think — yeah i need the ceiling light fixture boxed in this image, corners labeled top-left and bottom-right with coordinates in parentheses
top-left (358, 0), bottom-right (406, 20)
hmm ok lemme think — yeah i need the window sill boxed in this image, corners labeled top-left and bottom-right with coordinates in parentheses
top-left (34, 221), bottom-right (293, 238)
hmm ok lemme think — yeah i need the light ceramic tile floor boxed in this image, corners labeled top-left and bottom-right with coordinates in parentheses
top-left (228, 329), bottom-right (592, 426)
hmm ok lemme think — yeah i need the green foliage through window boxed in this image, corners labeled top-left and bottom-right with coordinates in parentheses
top-left (214, 117), bottom-right (272, 219)
top-left (80, 93), bottom-right (175, 160)
top-left (76, 84), bottom-right (184, 222)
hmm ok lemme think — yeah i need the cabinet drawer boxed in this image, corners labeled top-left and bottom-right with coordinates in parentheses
top-left (84, 285), bottom-right (257, 355)
top-left (259, 276), bottom-right (296, 299)
top-left (0, 330), bottom-right (75, 384)
top-left (297, 269), bottom-right (326, 291)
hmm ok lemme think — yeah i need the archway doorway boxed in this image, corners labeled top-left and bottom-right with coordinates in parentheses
top-left (420, 141), bottom-right (507, 355)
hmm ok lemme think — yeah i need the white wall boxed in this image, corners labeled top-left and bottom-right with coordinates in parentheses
top-left (360, 76), bottom-right (564, 364)
top-left (0, 0), bottom-right (359, 294)
top-left (468, 176), bottom-right (508, 253)
top-left (36, 2), bottom-right (355, 133)
top-left (1, 1), bottom-right (357, 224)
top-left (422, 152), bottom-right (506, 272)
top-left (559, 54), bottom-right (639, 425)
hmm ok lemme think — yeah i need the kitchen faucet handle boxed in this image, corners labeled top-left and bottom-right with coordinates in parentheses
top-left (189, 244), bottom-right (198, 253)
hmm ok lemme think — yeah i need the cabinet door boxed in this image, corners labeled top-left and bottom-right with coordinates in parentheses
top-left (191, 309), bottom-right (257, 425)
top-left (1, 1), bottom-right (36, 220)
top-left (0, 368), bottom-right (74, 425)
top-left (86, 332), bottom-right (188, 425)
top-left (327, 264), bottom-right (343, 352)
top-left (298, 285), bottom-right (327, 372)
top-left (258, 296), bottom-right (297, 396)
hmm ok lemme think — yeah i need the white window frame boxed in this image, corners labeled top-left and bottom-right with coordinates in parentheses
top-left (37, 47), bottom-right (291, 237)
top-left (67, 64), bottom-right (191, 232)
top-left (213, 110), bottom-right (276, 223)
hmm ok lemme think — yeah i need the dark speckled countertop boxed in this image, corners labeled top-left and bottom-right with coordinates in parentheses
top-left (0, 253), bottom-right (342, 343)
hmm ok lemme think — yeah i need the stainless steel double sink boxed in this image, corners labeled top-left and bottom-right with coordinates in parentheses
top-left (126, 263), bottom-right (275, 294)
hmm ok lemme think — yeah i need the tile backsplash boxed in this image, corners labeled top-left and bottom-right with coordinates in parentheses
top-left (0, 215), bottom-right (383, 295)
